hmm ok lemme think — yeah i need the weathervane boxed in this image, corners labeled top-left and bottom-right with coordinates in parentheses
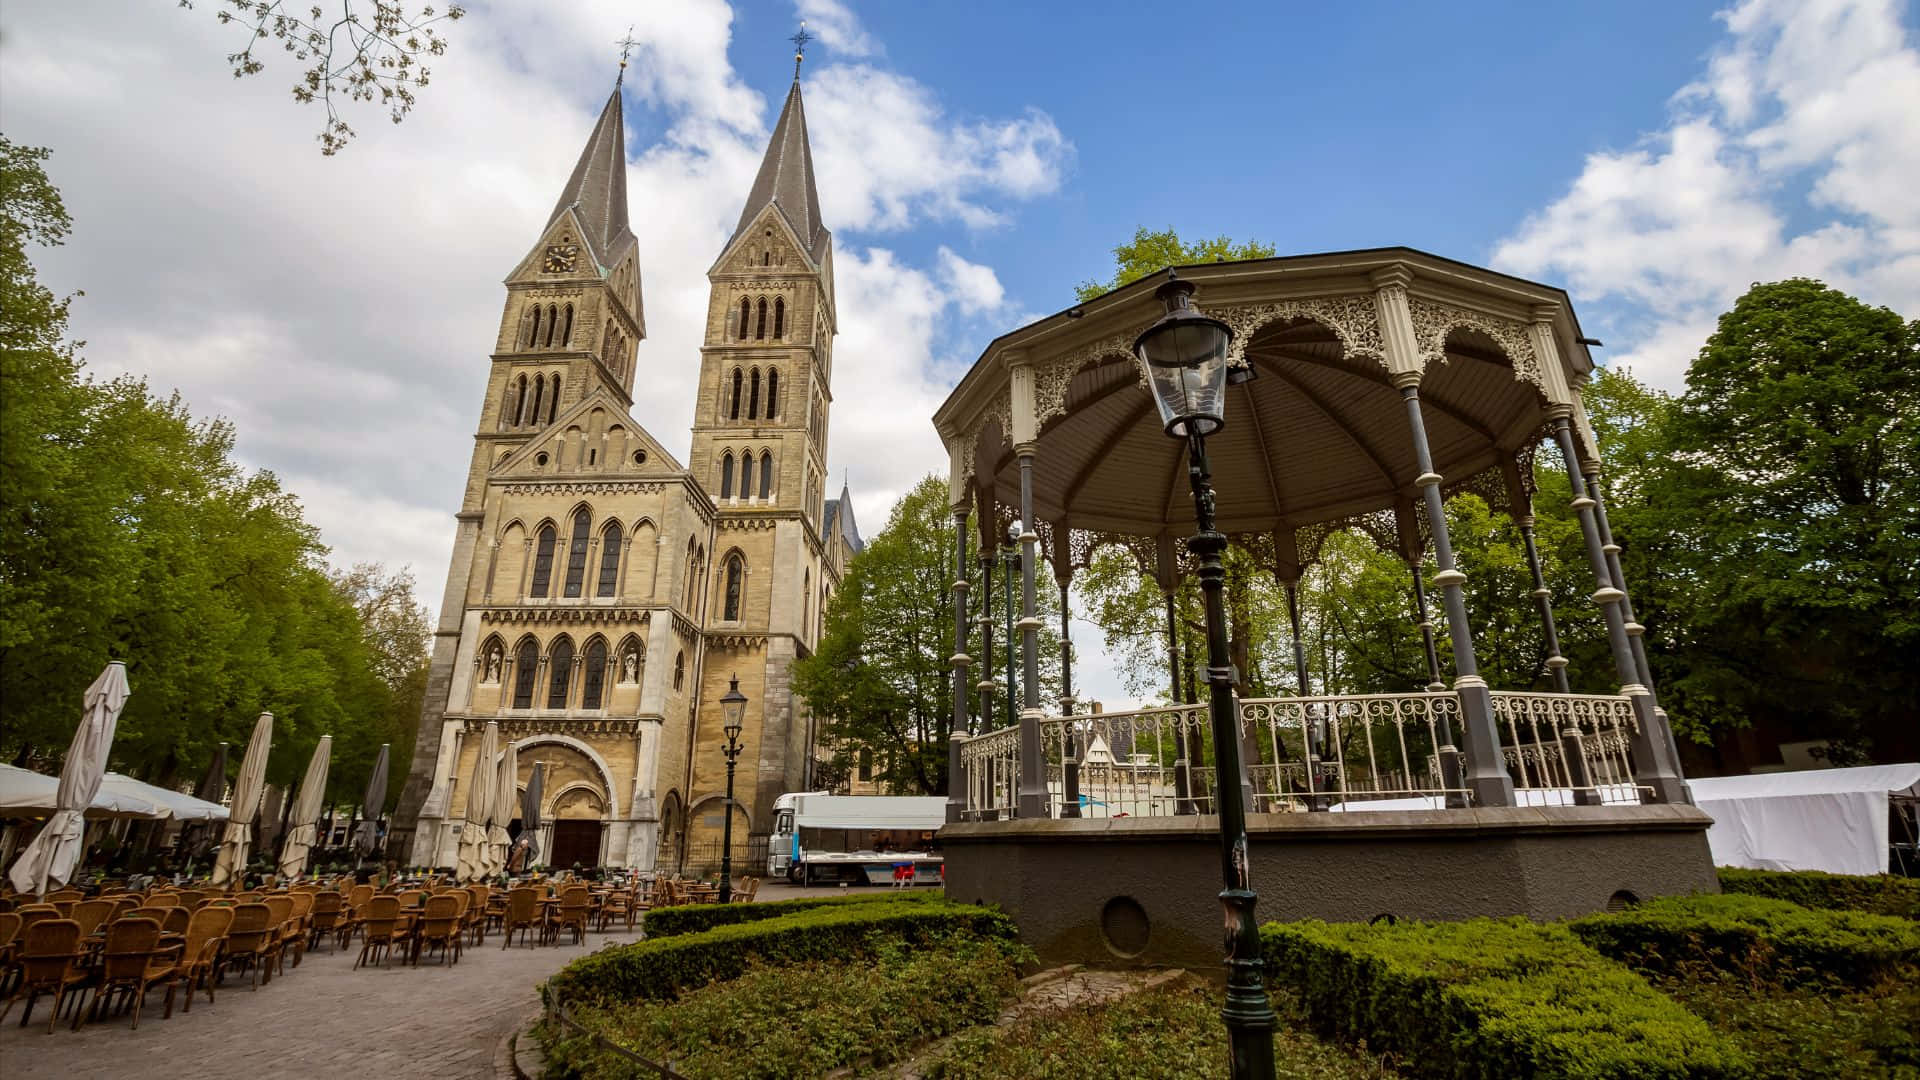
top-left (790, 20), bottom-right (811, 79)
top-left (616, 26), bottom-right (639, 86)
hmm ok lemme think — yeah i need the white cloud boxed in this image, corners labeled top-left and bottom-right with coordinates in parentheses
top-left (796, 0), bottom-right (877, 58)
top-left (1493, 0), bottom-right (1920, 390)
top-left (0, 0), bottom-right (1069, 623)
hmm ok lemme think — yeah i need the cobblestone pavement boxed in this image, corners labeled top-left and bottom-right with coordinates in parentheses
top-left (0, 883), bottom-right (907, 1079)
top-left (0, 924), bottom-right (640, 1080)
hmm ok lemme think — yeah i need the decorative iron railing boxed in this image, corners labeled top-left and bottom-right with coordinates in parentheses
top-left (953, 690), bottom-right (1646, 819)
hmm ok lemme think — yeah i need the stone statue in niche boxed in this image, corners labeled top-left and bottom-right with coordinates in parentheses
top-left (483, 645), bottom-right (503, 684)
top-left (621, 649), bottom-right (640, 684)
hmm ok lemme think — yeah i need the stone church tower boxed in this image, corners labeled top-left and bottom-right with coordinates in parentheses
top-left (390, 71), bottom-right (860, 873)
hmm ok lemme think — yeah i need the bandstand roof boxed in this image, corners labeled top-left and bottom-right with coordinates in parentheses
top-left (933, 248), bottom-right (1600, 576)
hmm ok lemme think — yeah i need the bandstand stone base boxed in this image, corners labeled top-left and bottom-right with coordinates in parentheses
top-left (940, 804), bottom-right (1717, 970)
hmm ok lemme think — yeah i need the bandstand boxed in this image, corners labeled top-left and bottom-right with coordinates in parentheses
top-left (932, 248), bottom-right (1717, 968)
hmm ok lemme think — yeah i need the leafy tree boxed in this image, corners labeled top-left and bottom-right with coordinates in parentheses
top-left (179, 0), bottom-right (465, 155)
top-left (794, 476), bottom-right (1060, 795)
top-left (1075, 226), bottom-right (1277, 302)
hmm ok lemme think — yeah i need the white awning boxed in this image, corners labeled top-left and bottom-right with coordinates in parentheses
top-left (1689, 763), bottom-right (1920, 876)
top-left (99, 773), bottom-right (229, 822)
top-left (795, 795), bottom-right (948, 831)
top-left (0, 763), bottom-right (229, 821)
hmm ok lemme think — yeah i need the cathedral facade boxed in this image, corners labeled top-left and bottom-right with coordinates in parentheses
top-left (390, 74), bottom-right (861, 871)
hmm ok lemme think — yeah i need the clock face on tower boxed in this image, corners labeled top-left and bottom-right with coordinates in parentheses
top-left (543, 243), bottom-right (579, 274)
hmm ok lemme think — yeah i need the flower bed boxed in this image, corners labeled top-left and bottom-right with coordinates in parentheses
top-left (546, 937), bottom-right (1027, 1080)
top-left (1569, 892), bottom-right (1920, 988)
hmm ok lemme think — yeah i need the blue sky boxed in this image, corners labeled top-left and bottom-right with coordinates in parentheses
top-left (4, 0), bottom-right (1916, 708)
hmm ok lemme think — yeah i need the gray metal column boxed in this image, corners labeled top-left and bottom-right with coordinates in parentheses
top-left (1550, 420), bottom-right (1688, 803)
top-left (1015, 450), bottom-right (1047, 817)
top-left (1400, 381), bottom-right (1514, 807)
top-left (1409, 565), bottom-right (1446, 692)
top-left (976, 554), bottom-right (995, 729)
top-left (1516, 512), bottom-right (1572, 693)
top-left (1586, 470), bottom-right (1689, 798)
top-left (1058, 574), bottom-right (1080, 818)
top-left (947, 510), bottom-right (971, 824)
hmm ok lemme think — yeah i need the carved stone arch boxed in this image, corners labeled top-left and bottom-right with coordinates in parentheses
top-left (475, 632), bottom-right (508, 685)
top-left (497, 517), bottom-right (531, 543)
top-left (687, 791), bottom-right (754, 832)
top-left (547, 781), bottom-right (610, 822)
top-left (615, 632), bottom-right (647, 685)
top-left (1406, 297), bottom-right (1543, 394)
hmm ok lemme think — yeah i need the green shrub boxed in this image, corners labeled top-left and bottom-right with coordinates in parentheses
top-left (1570, 892), bottom-right (1920, 988)
top-left (1262, 917), bottom-right (1746, 1080)
top-left (546, 937), bottom-right (1026, 1080)
top-left (1717, 867), bottom-right (1920, 920)
top-left (642, 888), bottom-right (940, 938)
top-left (1663, 971), bottom-right (1920, 1080)
top-left (546, 899), bottom-right (1017, 1006)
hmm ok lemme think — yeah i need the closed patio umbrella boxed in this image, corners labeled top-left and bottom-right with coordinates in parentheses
top-left (7, 662), bottom-right (130, 895)
top-left (212, 713), bottom-right (274, 887)
top-left (278, 735), bottom-right (331, 879)
top-left (354, 743), bottom-right (389, 857)
top-left (184, 742), bottom-right (228, 855)
top-left (488, 740), bottom-right (517, 878)
top-left (513, 762), bottom-right (544, 871)
top-left (455, 722), bottom-right (496, 882)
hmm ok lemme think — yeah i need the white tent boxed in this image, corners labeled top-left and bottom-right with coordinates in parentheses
top-left (1690, 764), bottom-right (1920, 875)
top-left (8, 662), bottom-right (129, 895)
top-left (0, 766), bottom-right (231, 822)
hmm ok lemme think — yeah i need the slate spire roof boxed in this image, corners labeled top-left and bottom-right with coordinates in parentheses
top-left (548, 87), bottom-right (636, 267)
top-left (730, 78), bottom-right (827, 260)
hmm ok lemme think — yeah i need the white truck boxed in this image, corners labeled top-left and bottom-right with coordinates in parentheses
top-left (767, 792), bottom-right (948, 886)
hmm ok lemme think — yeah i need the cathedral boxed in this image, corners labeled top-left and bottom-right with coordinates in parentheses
top-left (389, 68), bottom-right (862, 872)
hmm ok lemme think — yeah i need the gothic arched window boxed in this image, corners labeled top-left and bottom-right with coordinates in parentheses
top-left (759, 451), bottom-right (773, 498)
top-left (765, 370), bottom-right (779, 419)
top-left (729, 368), bottom-right (743, 420)
top-left (755, 298), bottom-right (767, 340)
top-left (562, 304), bottom-right (575, 347)
top-left (530, 525), bottom-right (557, 597)
top-left (773, 297), bottom-right (785, 339)
top-left (739, 451), bottom-right (753, 497)
top-left (546, 636), bottom-right (574, 709)
top-left (596, 522), bottom-right (623, 598)
top-left (719, 452), bottom-right (735, 498)
top-left (581, 637), bottom-right (608, 710)
top-left (562, 508), bottom-right (591, 598)
top-left (748, 369), bottom-right (761, 419)
top-left (512, 374), bottom-right (528, 426)
top-left (738, 298), bottom-right (751, 341)
top-left (547, 373), bottom-right (561, 424)
top-left (528, 376), bottom-right (546, 428)
top-left (545, 304), bottom-right (559, 347)
top-left (528, 306), bottom-right (543, 348)
top-left (673, 650), bottom-right (685, 691)
top-left (723, 554), bottom-right (744, 621)
top-left (512, 638), bottom-right (539, 708)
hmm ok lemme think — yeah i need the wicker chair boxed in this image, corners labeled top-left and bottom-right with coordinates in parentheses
top-left (597, 887), bottom-right (634, 931)
top-left (172, 905), bottom-right (233, 1013)
top-left (500, 888), bottom-right (540, 949)
top-left (355, 896), bottom-right (410, 970)
top-left (221, 903), bottom-right (277, 989)
top-left (283, 892), bottom-right (314, 967)
top-left (336, 884), bottom-right (375, 948)
top-left (144, 892), bottom-right (181, 908)
top-left (550, 886), bottom-right (591, 946)
top-left (0, 919), bottom-right (86, 1033)
top-left (75, 917), bottom-right (178, 1031)
top-left (161, 907), bottom-right (192, 935)
top-left (413, 894), bottom-right (463, 966)
top-left (462, 885), bottom-right (489, 946)
top-left (261, 896), bottom-right (296, 978)
top-left (69, 899), bottom-right (116, 938)
top-left (307, 891), bottom-right (344, 952)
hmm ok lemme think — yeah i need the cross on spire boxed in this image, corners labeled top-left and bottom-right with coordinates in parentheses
top-left (790, 21), bottom-right (811, 80)
top-left (616, 26), bottom-right (639, 86)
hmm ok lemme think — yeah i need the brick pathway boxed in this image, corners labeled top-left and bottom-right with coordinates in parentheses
top-left (0, 924), bottom-right (641, 1080)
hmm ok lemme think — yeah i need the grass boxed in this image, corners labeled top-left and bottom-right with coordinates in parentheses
top-left (920, 980), bottom-right (1400, 1080)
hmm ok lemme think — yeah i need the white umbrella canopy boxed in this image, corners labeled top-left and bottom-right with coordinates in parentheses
top-left (277, 735), bottom-right (331, 879)
top-left (212, 713), bottom-right (274, 887)
top-left (487, 741), bottom-right (517, 878)
top-left (7, 662), bottom-right (130, 895)
top-left (97, 774), bottom-right (229, 821)
top-left (455, 723), bottom-right (496, 882)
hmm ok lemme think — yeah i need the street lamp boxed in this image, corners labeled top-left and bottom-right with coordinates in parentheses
top-left (1135, 269), bottom-right (1277, 1078)
top-left (718, 675), bottom-right (748, 903)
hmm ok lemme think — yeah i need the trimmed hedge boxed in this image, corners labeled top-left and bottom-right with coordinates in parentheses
top-left (1262, 917), bottom-right (1746, 1080)
top-left (1570, 892), bottom-right (1920, 988)
top-left (642, 888), bottom-right (940, 938)
top-left (547, 899), bottom-right (1016, 1006)
top-left (1717, 867), bottom-right (1920, 920)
